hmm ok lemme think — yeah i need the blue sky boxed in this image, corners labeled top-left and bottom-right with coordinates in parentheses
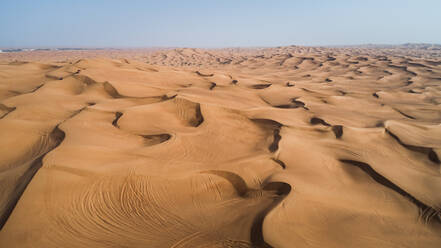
top-left (1, 0), bottom-right (440, 48)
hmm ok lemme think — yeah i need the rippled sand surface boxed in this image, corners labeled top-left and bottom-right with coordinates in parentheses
top-left (0, 46), bottom-right (441, 247)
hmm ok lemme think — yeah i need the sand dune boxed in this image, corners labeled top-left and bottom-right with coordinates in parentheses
top-left (0, 46), bottom-right (440, 247)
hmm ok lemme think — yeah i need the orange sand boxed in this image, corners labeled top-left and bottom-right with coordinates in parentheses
top-left (0, 46), bottom-right (440, 247)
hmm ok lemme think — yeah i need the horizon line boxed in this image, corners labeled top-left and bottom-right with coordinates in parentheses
top-left (1, 42), bottom-right (441, 51)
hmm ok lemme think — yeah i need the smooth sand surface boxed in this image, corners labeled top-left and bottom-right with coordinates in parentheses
top-left (0, 46), bottom-right (440, 247)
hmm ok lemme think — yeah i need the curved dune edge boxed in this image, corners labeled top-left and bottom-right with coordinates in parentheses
top-left (0, 47), bottom-right (440, 248)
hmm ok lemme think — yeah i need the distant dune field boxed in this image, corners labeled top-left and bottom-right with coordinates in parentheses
top-left (0, 46), bottom-right (440, 247)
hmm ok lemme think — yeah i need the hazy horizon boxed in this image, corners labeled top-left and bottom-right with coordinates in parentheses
top-left (2, 43), bottom-right (441, 51)
top-left (1, 0), bottom-right (441, 48)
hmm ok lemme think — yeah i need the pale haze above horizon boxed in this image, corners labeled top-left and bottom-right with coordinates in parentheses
top-left (1, 0), bottom-right (441, 48)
